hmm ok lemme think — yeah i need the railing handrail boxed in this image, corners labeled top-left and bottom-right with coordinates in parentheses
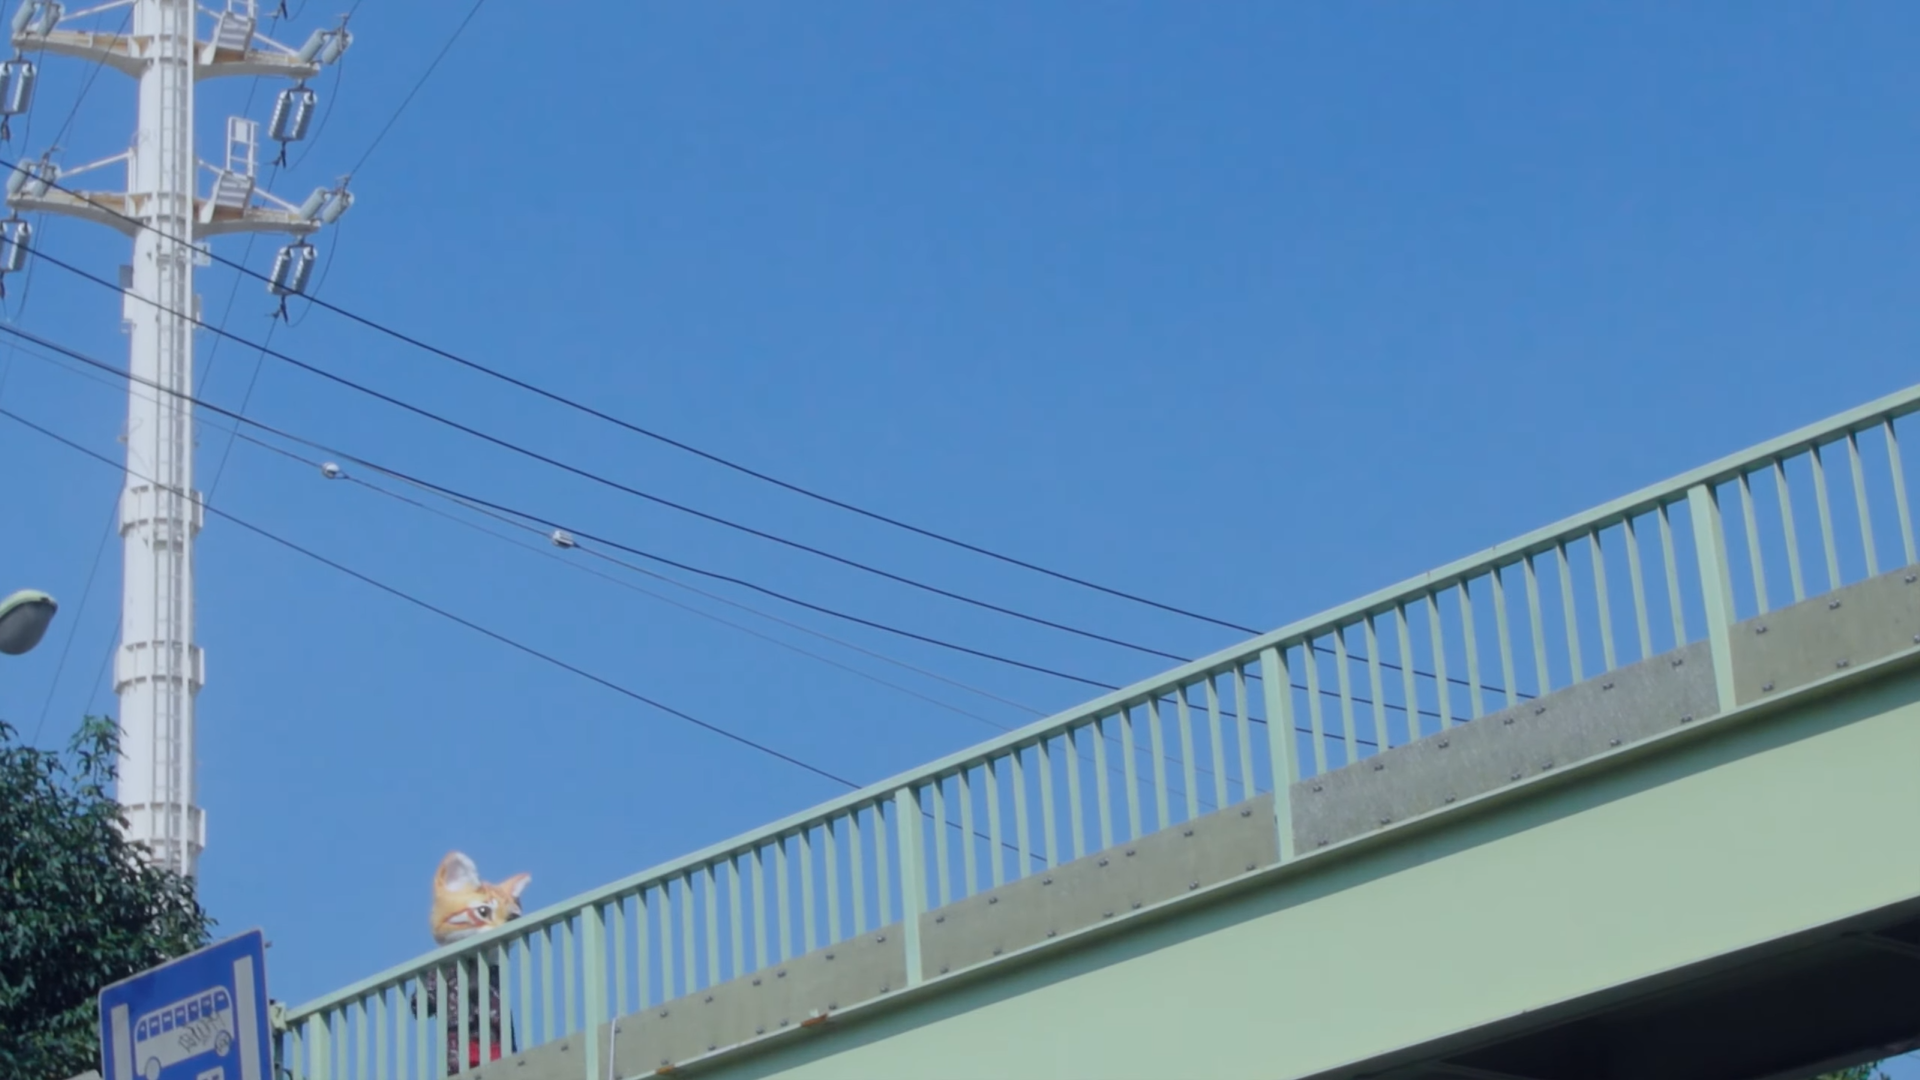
top-left (280, 378), bottom-right (1920, 1022)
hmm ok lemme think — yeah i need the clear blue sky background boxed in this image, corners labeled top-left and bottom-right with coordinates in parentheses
top-left (1, 2), bottom-right (1917, 1072)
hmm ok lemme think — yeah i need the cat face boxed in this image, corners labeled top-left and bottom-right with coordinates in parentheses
top-left (430, 851), bottom-right (530, 945)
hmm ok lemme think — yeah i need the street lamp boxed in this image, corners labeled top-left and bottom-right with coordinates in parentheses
top-left (0, 588), bottom-right (56, 655)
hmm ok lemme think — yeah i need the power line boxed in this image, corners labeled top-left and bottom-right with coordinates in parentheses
top-left (0, 166), bottom-right (1519, 707)
top-left (4, 320), bottom-right (1526, 737)
top-left (18, 239), bottom-right (1195, 669)
top-left (0, 319), bottom-right (1121, 691)
top-left (0, 158), bottom-right (1260, 641)
top-left (0, 404), bottom-right (861, 789)
top-left (348, 0), bottom-right (487, 177)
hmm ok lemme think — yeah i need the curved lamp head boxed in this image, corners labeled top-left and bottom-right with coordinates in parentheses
top-left (0, 589), bottom-right (57, 655)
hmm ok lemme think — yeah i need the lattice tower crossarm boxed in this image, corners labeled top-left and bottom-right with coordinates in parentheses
top-left (7, 0), bottom-right (350, 881)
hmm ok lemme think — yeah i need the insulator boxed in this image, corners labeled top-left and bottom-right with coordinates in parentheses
top-left (0, 220), bottom-right (28, 273)
top-left (295, 185), bottom-right (329, 220)
top-left (549, 529), bottom-right (577, 549)
top-left (268, 84), bottom-right (315, 144)
top-left (317, 187), bottom-right (352, 225)
top-left (0, 59), bottom-right (36, 118)
top-left (9, 2), bottom-right (32, 36)
top-left (267, 241), bottom-right (316, 297)
top-left (17, 159), bottom-right (53, 196)
top-left (320, 461), bottom-right (343, 479)
top-left (28, 0), bottom-right (57, 35)
top-left (316, 27), bottom-right (350, 64)
top-left (294, 28), bottom-right (327, 64)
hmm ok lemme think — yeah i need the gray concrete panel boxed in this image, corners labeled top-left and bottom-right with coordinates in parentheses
top-left (1730, 562), bottom-right (1920, 708)
top-left (1291, 640), bottom-right (1718, 852)
top-left (917, 795), bottom-right (1280, 979)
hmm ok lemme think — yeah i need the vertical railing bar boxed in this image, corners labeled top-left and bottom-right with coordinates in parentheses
top-left (986, 757), bottom-right (1006, 888)
top-left (373, 989), bottom-right (386, 1080)
top-left (930, 779), bottom-right (951, 908)
top-left (823, 822), bottom-right (842, 946)
top-left (1065, 727), bottom-right (1087, 859)
top-left (456, 962), bottom-right (469, 1077)
top-left (1426, 593), bottom-right (1453, 730)
top-left (1176, 688), bottom-right (1201, 819)
top-left (357, 995), bottom-right (369, 1080)
top-left (847, 813), bottom-right (866, 937)
top-left (677, 874), bottom-right (696, 995)
top-left (1490, 565), bottom-right (1518, 708)
top-left (1205, 677), bottom-right (1229, 809)
top-left (1523, 554), bottom-right (1550, 695)
top-left (1038, 736), bottom-right (1059, 869)
top-left (1395, 604), bottom-right (1419, 743)
top-left (439, 966), bottom-right (454, 1080)
top-left (1623, 515), bottom-right (1653, 661)
top-left (874, 809), bottom-right (892, 930)
top-left (959, 768), bottom-right (979, 899)
top-left (1812, 441), bottom-right (1843, 591)
top-left (1093, 715), bottom-right (1115, 849)
top-left (1148, 698), bottom-right (1171, 830)
top-left (540, 926), bottom-right (554, 1052)
top-left (729, 857), bottom-right (746, 978)
top-left (633, 888), bottom-right (649, 1013)
top-left (1363, 615), bottom-right (1390, 752)
top-left (798, 830), bottom-right (816, 957)
top-left (774, 838), bottom-right (791, 964)
top-left (1260, 644), bottom-right (1299, 862)
top-left (1556, 541), bottom-right (1583, 684)
top-left (1302, 635), bottom-right (1329, 771)
top-left (1886, 418), bottom-right (1918, 567)
top-left (1849, 430), bottom-right (1880, 577)
top-left (1233, 668), bottom-right (1256, 799)
top-left (1738, 470), bottom-right (1770, 615)
top-left (582, 903), bottom-right (605, 1080)
top-left (1012, 747), bottom-right (1032, 875)
top-left (1589, 529), bottom-right (1616, 673)
top-left (1332, 627), bottom-right (1358, 761)
top-left (704, 865), bottom-right (721, 990)
top-left (1773, 459), bottom-right (1807, 602)
top-left (895, 788), bottom-right (927, 988)
top-left (1459, 576), bottom-right (1485, 720)
top-left (518, 922), bottom-right (534, 1042)
top-left (1689, 483), bottom-right (1739, 715)
top-left (563, 918), bottom-right (577, 1036)
top-left (1659, 501), bottom-right (1688, 647)
top-left (751, 848), bottom-right (768, 974)
top-left (612, 895), bottom-right (628, 1021)
top-left (1120, 704), bottom-right (1142, 840)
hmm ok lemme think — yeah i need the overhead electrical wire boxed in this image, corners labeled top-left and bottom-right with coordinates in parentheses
top-left (0, 162), bottom-right (1523, 707)
top-left (0, 403), bottom-right (862, 789)
top-left (15, 239), bottom-right (1196, 669)
top-left (0, 319), bottom-right (1498, 735)
top-left (0, 319), bottom-right (1121, 690)
top-left (0, 155), bottom-right (1260, 641)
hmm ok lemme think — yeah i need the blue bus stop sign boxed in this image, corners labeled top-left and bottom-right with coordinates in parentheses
top-left (98, 928), bottom-right (272, 1080)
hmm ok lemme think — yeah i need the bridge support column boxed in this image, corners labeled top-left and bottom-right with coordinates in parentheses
top-left (894, 786), bottom-right (927, 988)
top-left (1261, 646), bottom-right (1300, 862)
top-left (1688, 484), bottom-right (1739, 714)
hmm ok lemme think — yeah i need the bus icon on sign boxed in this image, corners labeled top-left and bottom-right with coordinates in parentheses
top-left (132, 987), bottom-right (234, 1080)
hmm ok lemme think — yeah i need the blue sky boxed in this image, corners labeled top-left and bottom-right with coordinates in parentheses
top-left (1, 2), bottom-right (1918, 1072)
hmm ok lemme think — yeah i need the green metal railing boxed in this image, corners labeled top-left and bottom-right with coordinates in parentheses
top-left (278, 382), bottom-right (1920, 1080)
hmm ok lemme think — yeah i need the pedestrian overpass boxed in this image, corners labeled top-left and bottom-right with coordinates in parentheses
top-left (278, 382), bottom-right (1920, 1080)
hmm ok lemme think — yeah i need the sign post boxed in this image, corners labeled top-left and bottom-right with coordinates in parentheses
top-left (98, 928), bottom-right (272, 1080)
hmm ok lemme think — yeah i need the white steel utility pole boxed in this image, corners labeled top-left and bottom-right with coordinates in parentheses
top-left (3, 0), bottom-right (352, 881)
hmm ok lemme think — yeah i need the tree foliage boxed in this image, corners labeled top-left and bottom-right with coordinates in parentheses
top-left (0, 716), bottom-right (214, 1080)
top-left (1819, 1067), bottom-right (1893, 1080)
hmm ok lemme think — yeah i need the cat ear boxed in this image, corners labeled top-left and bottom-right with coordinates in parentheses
top-left (436, 851), bottom-right (479, 892)
top-left (500, 872), bottom-right (531, 900)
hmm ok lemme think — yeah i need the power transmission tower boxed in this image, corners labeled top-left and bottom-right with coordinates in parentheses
top-left (2, 0), bottom-right (352, 881)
